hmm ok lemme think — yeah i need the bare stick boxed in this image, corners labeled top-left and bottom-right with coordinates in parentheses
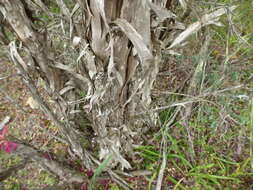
top-left (0, 116), bottom-right (11, 130)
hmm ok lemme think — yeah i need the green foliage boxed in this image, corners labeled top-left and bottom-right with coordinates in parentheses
top-left (39, 171), bottom-right (57, 186)
top-left (1, 0), bottom-right (252, 189)
top-left (0, 153), bottom-right (22, 170)
top-left (250, 97), bottom-right (253, 171)
top-left (9, 183), bottom-right (21, 190)
top-left (109, 184), bottom-right (120, 190)
top-left (89, 155), bottom-right (112, 190)
top-left (79, 91), bottom-right (87, 98)
top-left (136, 92), bottom-right (252, 189)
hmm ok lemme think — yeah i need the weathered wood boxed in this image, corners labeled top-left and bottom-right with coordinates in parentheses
top-left (0, 0), bottom-right (236, 171)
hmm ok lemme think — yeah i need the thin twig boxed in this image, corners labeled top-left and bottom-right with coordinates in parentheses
top-left (136, 84), bottom-right (244, 115)
top-left (155, 142), bottom-right (167, 190)
top-left (0, 116), bottom-right (11, 130)
top-left (155, 107), bottom-right (180, 190)
top-left (0, 74), bottom-right (18, 81)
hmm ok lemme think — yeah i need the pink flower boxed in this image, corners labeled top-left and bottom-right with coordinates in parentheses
top-left (86, 170), bottom-right (94, 177)
top-left (0, 126), bottom-right (18, 153)
top-left (0, 141), bottom-right (18, 153)
top-left (79, 167), bottom-right (84, 172)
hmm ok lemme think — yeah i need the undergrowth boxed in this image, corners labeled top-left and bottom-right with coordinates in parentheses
top-left (0, 0), bottom-right (253, 189)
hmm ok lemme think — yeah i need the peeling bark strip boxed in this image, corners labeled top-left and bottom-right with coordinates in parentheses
top-left (0, 0), bottom-right (237, 171)
top-left (85, 0), bottom-right (160, 169)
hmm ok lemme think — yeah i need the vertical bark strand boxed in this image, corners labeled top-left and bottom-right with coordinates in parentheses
top-left (87, 0), bottom-right (159, 168)
top-left (89, 0), bottom-right (109, 62)
top-left (104, 0), bottom-right (123, 21)
top-left (120, 0), bottom-right (157, 121)
top-left (131, 0), bottom-right (151, 46)
top-left (86, 0), bottom-right (143, 169)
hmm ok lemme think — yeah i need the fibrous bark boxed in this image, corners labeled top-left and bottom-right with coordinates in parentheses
top-left (0, 0), bottom-right (235, 170)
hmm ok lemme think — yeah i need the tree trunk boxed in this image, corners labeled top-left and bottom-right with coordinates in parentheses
top-left (0, 0), bottom-right (163, 169)
top-left (85, 0), bottom-right (160, 169)
top-left (0, 0), bottom-right (233, 170)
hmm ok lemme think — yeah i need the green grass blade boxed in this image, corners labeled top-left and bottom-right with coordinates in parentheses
top-left (250, 97), bottom-right (253, 171)
top-left (89, 155), bottom-right (112, 190)
top-left (166, 176), bottom-right (187, 190)
top-left (188, 173), bottom-right (239, 181)
top-left (168, 154), bottom-right (193, 169)
top-left (213, 156), bottom-right (239, 165)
